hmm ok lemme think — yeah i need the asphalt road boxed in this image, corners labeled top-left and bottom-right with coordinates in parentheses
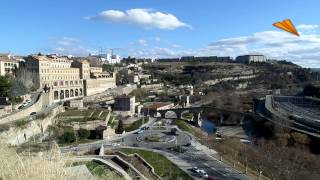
top-left (60, 118), bottom-right (251, 180)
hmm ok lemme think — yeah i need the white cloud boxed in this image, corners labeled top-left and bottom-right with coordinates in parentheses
top-left (129, 28), bottom-right (320, 67)
top-left (137, 39), bottom-right (148, 46)
top-left (202, 30), bottom-right (320, 67)
top-left (86, 8), bottom-right (191, 30)
top-left (155, 37), bottom-right (161, 42)
top-left (297, 24), bottom-right (319, 31)
top-left (56, 37), bottom-right (80, 46)
top-left (50, 37), bottom-right (97, 56)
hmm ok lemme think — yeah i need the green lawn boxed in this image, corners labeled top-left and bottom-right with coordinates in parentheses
top-left (119, 148), bottom-right (192, 180)
top-left (144, 135), bottom-right (161, 142)
top-left (182, 113), bottom-right (194, 120)
top-left (100, 111), bottom-right (110, 119)
top-left (124, 117), bottom-right (149, 132)
top-left (58, 109), bottom-right (110, 123)
top-left (58, 109), bottom-right (95, 117)
top-left (72, 161), bottom-right (123, 180)
top-left (173, 120), bottom-right (194, 135)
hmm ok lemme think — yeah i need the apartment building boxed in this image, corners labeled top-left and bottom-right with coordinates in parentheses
top-left (0, 53), bottom-right (20, 76)
top-left (25, 54), bottom-right (84, 103)
top-left (24, 54), bottom-right (116, 103)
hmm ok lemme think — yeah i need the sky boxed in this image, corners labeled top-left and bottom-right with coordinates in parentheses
top-left (1, 0), bottom-right (320, 67)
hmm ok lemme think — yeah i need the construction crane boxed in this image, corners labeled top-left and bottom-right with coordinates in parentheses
top-left (108, 48), bottom-right (121, 57)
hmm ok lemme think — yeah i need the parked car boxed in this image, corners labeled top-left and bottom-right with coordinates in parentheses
top-left (30, 112), bottom-right (37, 116)
top-left (18, 105), bottom-right (24, 110)
top-left (189, 167), bottom-right (200, 173)
top-left (137, 129), bottom-right (144, 134)
top-left (198, 169), bottom-right (208, 177)
top-left (26, 99), bottom-right (32, 103)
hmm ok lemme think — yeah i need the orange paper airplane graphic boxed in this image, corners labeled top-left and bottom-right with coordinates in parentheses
top-left (273, 19), bottom-right (300, 36)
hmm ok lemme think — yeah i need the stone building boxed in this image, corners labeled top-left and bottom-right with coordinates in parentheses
top-left (236, 55), bottom-right (266, 64)
top-left (25, 54), bottom-right (84, 104)
top-left (114, 95), bottom-right (136, 116)
top-left (24, 54), bottom-right (116, 104)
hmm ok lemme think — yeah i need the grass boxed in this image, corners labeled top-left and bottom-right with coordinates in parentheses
top-left (0, 142), bottom-right (73, 180)
top-left (119, 148), bottom-right (192, 180)
top-left (58, 109), bottom-right (110, 123)
top-left (170, 146), bottom-right (187, 153)
top-left (173, 120), bottom-right (194, 135)
top-left (182, 113), bottom-right (193, 120)
top-left (124, 117), bottom-right (149, 132)
top-left (58, 109), bottom-right (95, 117)
top-left (72, 161), bottom-right (124, 180)
top-left (100, 111), bottom-right (110, 119)
top-left (14, 119), bottom-right (29, 129)
top-left (144, 135), bottom-right (161, 142)
top-left (91, 110), bottom-right (101, 119)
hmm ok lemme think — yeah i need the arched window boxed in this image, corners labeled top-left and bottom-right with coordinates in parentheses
top-left (65, 90), bottom-right (69, 98)
top-left (70, 89), bottom-right (74, 97)
top-left (75, 89), bottom-right (78, 96)
top-left (54, 91), bottom-right (59, 100)
top-left (60, 90), bottom-right (64, 99)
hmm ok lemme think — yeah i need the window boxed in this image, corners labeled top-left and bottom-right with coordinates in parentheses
top-left (54, 91), bottom-right (59, 100)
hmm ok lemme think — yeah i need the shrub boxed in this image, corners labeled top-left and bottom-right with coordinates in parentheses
top-left (60, 131), bottom-right (76, 143)
top-left (78, 128), bottom-right (90, 139)
top-left (115, 120), bottom-right (124, 134)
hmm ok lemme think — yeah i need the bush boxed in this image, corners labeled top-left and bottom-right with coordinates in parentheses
top-left (78, 129), bottom-right (90, 139)
top-left (60, 131), bottom-right (76, 143)
top-left (115, 120), bottom-right (124, 134)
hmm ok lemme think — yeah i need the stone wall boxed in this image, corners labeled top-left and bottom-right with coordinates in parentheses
top-left (84, 78), bottom-right (116, 96)
top-left (0, 92), bottom-right (45, 124)
top-left (58, 120), bottom-right (106, 130)
top-left (83, 85), bottom-right (137, 103)
top-left (0, 104), bottom-right (64, 145)
top-left (204, 74), bottom-right (257, 86)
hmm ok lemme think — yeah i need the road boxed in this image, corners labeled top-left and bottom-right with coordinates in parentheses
top-left (60, 118), bottom-right (251, 180)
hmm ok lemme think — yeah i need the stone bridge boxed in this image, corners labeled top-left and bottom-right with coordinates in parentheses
top-left (157, 106), bottom-right (253, 126)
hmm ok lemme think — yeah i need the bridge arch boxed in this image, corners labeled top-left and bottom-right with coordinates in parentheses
top-left (164, 110), bottom-right (178, 119)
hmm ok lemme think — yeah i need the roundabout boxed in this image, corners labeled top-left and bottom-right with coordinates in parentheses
top-left (123, 129), bottom-right (192, 149)
top-left (136, 132), bottom-right (176, 143)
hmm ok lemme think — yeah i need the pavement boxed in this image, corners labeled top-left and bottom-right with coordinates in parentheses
top-left (69, 156), bottom-right (132, 180)
top-left (60, 117), bottom-right (251, 180)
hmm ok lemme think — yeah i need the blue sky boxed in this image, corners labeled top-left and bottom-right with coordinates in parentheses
top-left (1, 0), bottom-right (320, 67)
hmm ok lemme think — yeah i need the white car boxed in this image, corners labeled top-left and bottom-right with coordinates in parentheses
top-left (23, 102), bottom-right (29, 106)
top-left (26, 99), bottom-right (32, 103)
top-left (198, 170), bottom-right (208, 177)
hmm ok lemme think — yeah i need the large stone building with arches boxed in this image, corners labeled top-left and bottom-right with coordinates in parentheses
top-left (24, 54), bottom-right (116, 104)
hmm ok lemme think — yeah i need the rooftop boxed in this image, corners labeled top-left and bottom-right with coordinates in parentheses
top-left (143, 102), bottom-right (173, 110)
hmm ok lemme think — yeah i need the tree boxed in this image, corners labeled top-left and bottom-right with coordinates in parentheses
top-left (102, 64), bottom-right (114, 72)
top-left (78, 129), bottom-right (90, 139)
top-left (60, 131), bottom-right (76, 143)
top-left (302, 84), bottom-right (320, 98)
top-left (116, 120), bottom-right (124, 134)
top-left (0, 76), bottom-right (12, 97)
